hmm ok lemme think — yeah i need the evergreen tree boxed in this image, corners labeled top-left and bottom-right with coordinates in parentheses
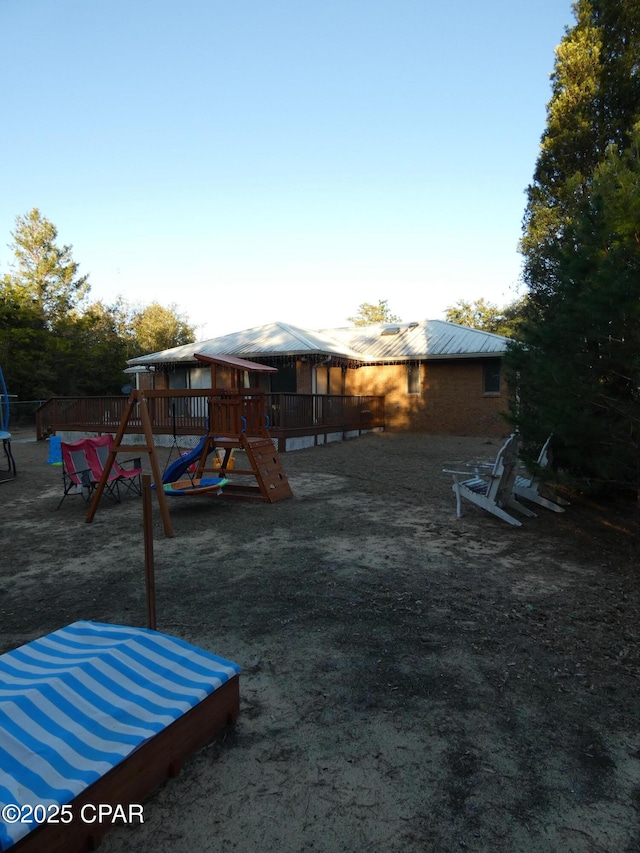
top-left (7, 208), bottom-right (90, 328)
top-left (510, 129), bottom-right (640, 486)
top-left (0, 275), bottom-right (53, 399)
top-left (53, 300), bottom-right (133, 396)
top-left (509, 0), bottom-right (640, 489)
top-left (1, 209), bottom-right (91, 398)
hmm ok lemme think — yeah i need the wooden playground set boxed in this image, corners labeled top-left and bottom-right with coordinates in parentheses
top-left (85, 354), bottom-right (293, 537)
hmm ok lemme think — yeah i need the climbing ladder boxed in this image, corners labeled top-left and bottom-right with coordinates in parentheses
top-left (213, 434), bottom-right (293, 503)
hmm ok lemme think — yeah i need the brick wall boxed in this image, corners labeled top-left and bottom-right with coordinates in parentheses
top-left (345, 359), bottom-right (508, 436)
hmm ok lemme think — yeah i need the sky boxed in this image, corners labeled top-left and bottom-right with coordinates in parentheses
top-left (0, 0), bottom-right (576, 340)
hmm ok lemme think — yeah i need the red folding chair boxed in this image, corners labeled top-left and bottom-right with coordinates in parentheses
top-left (56, 438), bottom-right (119, 509)
top-left (57, 437), bottom-right (140, 510)
top-left (88, 435), bottom-right (143, 500)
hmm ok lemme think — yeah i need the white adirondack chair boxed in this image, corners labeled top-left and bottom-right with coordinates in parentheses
top-left (443, 434), bottom-right (536, 527)
top-left (513, 435), bottom-right (569, 513)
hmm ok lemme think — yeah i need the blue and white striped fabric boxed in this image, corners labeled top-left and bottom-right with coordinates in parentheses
top-left (0, 621), bottom-right (240, 850)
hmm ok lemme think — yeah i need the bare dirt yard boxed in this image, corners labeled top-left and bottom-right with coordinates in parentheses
top-left (1, 429), bottom-right (639, 853)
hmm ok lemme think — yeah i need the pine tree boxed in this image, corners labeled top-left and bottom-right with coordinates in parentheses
top-left (509, 0), bottom-right (640, 489)
top-left (520, 0), bottom-right (603, 301)
top-left (7, 208), bottom-right (90, 328)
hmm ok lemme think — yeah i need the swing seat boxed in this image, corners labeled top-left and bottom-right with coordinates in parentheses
top-left (162, 476), bottom-right (228, 496)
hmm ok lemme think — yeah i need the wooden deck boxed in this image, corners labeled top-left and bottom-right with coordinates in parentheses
top-left (35, 392), bottom-right (385, 452)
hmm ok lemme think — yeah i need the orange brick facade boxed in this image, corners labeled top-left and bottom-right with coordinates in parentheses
top-left (344, 359), bottom-right (508, 436)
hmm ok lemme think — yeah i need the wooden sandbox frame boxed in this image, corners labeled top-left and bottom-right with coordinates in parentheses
top-left (10, 675), bottom-right (239, 853)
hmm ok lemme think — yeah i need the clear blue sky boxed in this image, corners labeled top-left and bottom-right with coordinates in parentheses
top-left (1, 0), bottom-right (575, 340)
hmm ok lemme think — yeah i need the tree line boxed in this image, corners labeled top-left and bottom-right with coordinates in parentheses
top-left (0, 209), bottom-right (196, 400)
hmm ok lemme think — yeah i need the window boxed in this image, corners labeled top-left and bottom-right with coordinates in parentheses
top-left (189, 367), bottom-right (210, 390)
top-left (483, 360), bottom-right (501, 394)
top-left (315, 366), bottom-right (328, 395)
top-left (168, 368), bottom-right (188, 390)
top-left (407, 364), bottom-right (420, 395)
top-left (270, 365), bottom-right (297, 393)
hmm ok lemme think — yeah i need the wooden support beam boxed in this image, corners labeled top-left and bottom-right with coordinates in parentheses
top-left (85, 391), bottom-right (175, 538)
top-left (142, 475), bottom-right (157, 630)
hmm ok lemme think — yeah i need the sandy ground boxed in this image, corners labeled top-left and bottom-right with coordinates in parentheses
top-left (1, 429), bottom-right (639, 853)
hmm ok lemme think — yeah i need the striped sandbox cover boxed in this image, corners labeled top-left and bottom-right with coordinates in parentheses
top-left (0, 621), bottom-right (240, 850)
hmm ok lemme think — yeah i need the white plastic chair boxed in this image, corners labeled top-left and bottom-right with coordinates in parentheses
top-left (513, 435), bottom-right (569, 513)
top-left (443, 434), bottom-right (536, 527)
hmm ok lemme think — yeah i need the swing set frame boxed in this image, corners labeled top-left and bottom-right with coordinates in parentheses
top-left (85, 354), bottom-right (292, 537)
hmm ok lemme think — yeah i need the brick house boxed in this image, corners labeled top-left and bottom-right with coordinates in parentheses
top-left (126, 319), bottom-right (510, 436)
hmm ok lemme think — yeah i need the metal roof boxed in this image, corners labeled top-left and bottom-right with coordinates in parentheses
top-left (127, 319), bottom-right (508, 367)
top-left (322, 320), bottom-right (509, 360)
top-left (127, 321), bottom-right (365, 366)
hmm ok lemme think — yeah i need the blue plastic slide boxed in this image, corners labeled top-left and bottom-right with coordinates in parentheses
top-left (162, 436), bottom-right (214, 483)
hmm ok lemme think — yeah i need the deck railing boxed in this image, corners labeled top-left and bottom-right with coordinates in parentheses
top-left (35, 392), bottom-right (385, 448)
top-left (265, 393), bottom-right (384, 431)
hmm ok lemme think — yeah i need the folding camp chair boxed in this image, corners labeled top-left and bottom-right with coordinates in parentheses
top-left (57, 438), bottom-right (99, 509)
top-left (57, 438), bottom-right (122, 510)
top-left (89, 434), bottom-right (142, 500)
